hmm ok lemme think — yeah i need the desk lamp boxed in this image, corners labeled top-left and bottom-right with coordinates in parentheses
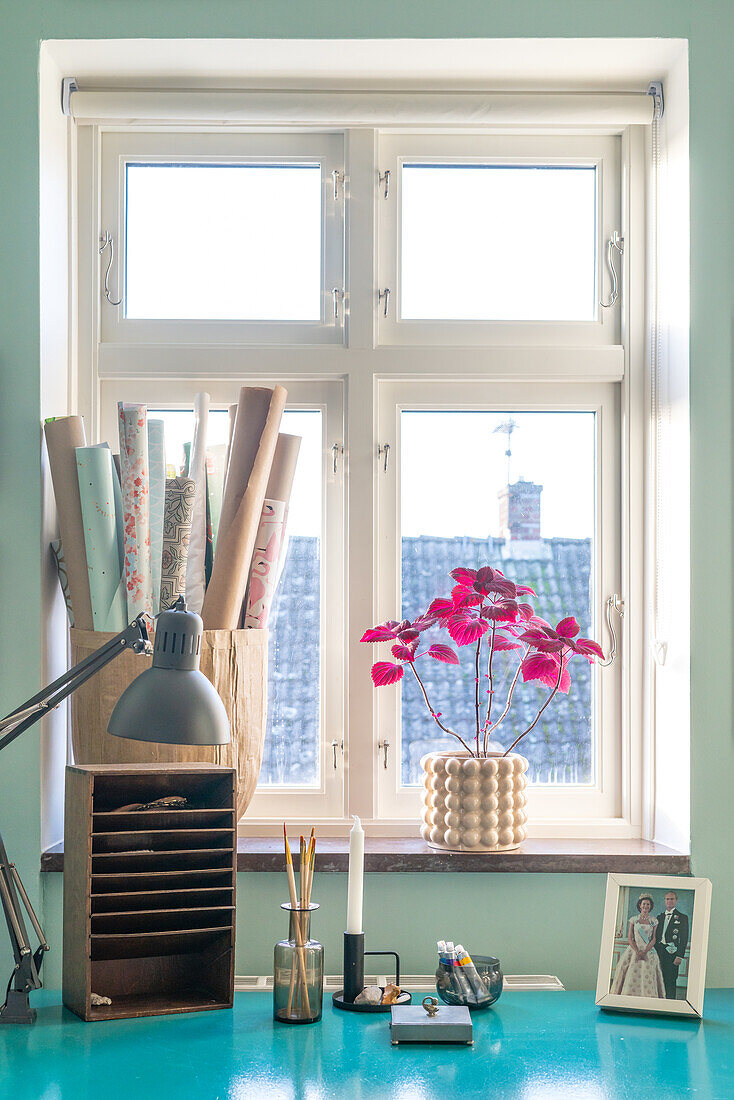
top-left (0, 597), bottom-right (229, 1023)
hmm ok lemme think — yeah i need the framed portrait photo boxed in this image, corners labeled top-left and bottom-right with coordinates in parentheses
top-left (595, 873), bottom-right (712, 1019)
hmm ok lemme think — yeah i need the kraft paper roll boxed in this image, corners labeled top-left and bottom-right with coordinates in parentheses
top-left (202, 384), bottom-right (287, 629)
top-left (160, 477), bottom-right (195, 610)
top-left (76, 444), bottom-right (127, 632)
top-left (184, 392), bottom-right (209, 614)
top-left (266, 433), bottom-right (301, 504)
top-left (118, 403), bottom-right (154, 619)
top-left (221, 402), bottom-right (238, 515)
top-left (44, 416), bottom-right (94, 630)
top-left (147, 418), bottom-right (166, 614)
top-left (244, 499), bottom-right (286, 628)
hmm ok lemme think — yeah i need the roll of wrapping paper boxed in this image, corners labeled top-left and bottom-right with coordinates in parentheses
top-left (75, 444), bottom-right (127, 632)
top-left (184, 392), bottom-right (209, 614)
top-left (147, 418), bottom-right (166, 614)
top-left (50, 539), bottom-right (74, 625)
top-left (244, 499), bottom-right (286, 628)
top-left (221, 402), bottom-right (238, 524)
top-left (160, 477), bottom-right (195, 610)
top-left (44, 416), bottom-right (94, 629)
top-left (206, 443), bottom-right (227, 551)
top-left (202, 384), bottom-right (287, 629)
top-left (117, 402), bottom-right (154, 619)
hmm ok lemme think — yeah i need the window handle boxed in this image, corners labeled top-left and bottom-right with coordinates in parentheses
top-left (377, 443), bottom-right (390, 473)
top-left (331, 442), bottom-right (343, 475)
top-left (377, 739), bottom-right (390, 769)
top-left (332, 287), bottom-right (344, 322)
top-left (378, 288), bottom-right (391, 317)
top-left (378, 169), bottom-right (390, 199)
top-left (99, 231), bottom-right (122, 307)
top-left (600, 231), bottom-right (624, 309)
top-left (332, 170), bottom-right (346, 200)
top-left (599, 594), bottom-right (624, 667)
top-left (330, 738), bottom-right (343, 770)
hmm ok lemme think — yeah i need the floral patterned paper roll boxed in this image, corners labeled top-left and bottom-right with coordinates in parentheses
top-left (160, 477), bottom-right (196, 611)
top-left (117, 403), bottom-right (154, 620)
top-left (147, 418), bottom-right (166, 614)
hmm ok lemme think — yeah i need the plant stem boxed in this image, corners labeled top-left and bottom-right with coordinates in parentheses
top-left (502, 657), bottom-right (564, 757)
top-left (410, 663), bottom-right (475, 756)
top-left (482, 621), bottom-right (497, 754)
top-left (474, 637), bottom-right (481, 757)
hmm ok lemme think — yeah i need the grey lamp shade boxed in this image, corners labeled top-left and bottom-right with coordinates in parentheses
top-left (108, 598), bottom-right (230, 746)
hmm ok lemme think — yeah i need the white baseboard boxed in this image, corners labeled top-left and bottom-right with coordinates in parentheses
top-left (235, 973), bottom-right (564, 992)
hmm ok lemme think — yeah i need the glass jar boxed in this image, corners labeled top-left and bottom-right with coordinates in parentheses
top-left (435, 953), bottom-right (503, 1010)
top-left (273, 903), bottom-right (323, 1024)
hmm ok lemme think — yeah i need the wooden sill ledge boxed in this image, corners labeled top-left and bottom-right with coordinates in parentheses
top-left (41, 836), bottom-right (689, 874)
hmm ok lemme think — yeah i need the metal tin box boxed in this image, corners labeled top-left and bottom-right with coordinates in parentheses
top-left (390, 1003), bottom-right (473, 1044)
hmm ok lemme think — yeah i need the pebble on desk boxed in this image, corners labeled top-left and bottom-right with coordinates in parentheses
top-left (381, 984), bottom-right (402, 1005)
top-left (355, 986), bottom-right (382, 1005)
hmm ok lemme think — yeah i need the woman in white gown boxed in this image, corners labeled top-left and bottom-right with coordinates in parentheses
top-left (611, 893), bottom-right (666, 998)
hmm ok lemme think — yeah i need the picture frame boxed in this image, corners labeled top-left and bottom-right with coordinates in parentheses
top-left (595, 873), bottom-right (712, 1019)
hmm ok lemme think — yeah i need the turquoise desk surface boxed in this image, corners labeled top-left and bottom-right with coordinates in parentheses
top-left (1, 990), bottom-right (733, 1100)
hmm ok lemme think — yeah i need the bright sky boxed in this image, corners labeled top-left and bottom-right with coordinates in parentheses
top-left (401, 411), bottom-right (595, 539)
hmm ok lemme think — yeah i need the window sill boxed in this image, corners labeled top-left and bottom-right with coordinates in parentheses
top-left (41, 837), bottom-right (689, 874)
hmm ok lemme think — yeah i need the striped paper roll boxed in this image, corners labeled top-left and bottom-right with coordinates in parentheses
top-left (147, 418), bottom-right (166, 614)
top-left (118, 403), bottom-right (154, 619)
top-left (161, 477), bottom-right (195, 610)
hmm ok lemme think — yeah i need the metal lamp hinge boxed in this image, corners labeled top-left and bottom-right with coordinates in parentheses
top-left (330, 738), bottom-right (344, 769)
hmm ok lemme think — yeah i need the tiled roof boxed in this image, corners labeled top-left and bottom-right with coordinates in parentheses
top-left (261, 534), bottom-right (593, 788)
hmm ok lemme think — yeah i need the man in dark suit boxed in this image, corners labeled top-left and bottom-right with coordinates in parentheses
top-left (655, 890), bottom-right (689, 999)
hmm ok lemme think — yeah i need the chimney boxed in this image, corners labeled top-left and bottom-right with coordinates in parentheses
top-left (498, 478), bottom-right (543, 541)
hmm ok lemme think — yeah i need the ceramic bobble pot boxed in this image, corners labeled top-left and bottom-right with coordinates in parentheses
top-left (420, 750), bottom-right (529, 852)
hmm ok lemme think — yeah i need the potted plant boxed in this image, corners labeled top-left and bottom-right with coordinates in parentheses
top-left (361, 565), bottom-right (604, 852)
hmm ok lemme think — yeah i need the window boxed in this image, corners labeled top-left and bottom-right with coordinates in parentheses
top-left (77, 111), bottom-right (643, 838)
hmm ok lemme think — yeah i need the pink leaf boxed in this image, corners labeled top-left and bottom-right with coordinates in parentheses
top-left (518, 630), bottom-right (565, 653)
top-left (411, 615), bottom-right (438, 632)
top-left (491, 635), bottom-right (522, 652)
top-left (520, 653), bottom-right (560, 687)
top-left (517, 602), bottom-right (535, 621)
top-left (360, 624), bottom-right (400, 643)
top-left (517, 584), bottom-right (537, 597)
top-left (426, 597), bottom-right (454, 619)
top-left (484, 600), bottom-right (519, 623)
top-left (451, 584), bottom-right (482, 608)
top-left (449, 567), bottom-right (477, 588)
top-left (391, 643), bottom-right (416, 662)
top-left (397, 628), bottom-right (420, 644)
top-left (556, 617), bottom-right (581, 639)
top-left (370, 661), bottom-right (405, 687)
top-left (575, 637), bottom-right (605, 661)
top-left (447, 614), bottom-right (490, 647)
top-left (427, 643), bottom-right (460, 665)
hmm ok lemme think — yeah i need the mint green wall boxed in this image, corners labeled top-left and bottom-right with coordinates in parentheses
top-left (1, 1), bottom-right (729, 992)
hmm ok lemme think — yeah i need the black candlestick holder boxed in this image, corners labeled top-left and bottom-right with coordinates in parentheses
top-left (332, 931), bottom-right (412, 1013)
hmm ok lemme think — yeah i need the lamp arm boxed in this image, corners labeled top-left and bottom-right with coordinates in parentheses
top-left (0, 614), bottom-right (152, 754)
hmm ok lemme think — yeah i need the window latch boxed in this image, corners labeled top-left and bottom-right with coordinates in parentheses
top-left (330, 738), bottom-right (344, 770)
top-left (332, 170), bottom-right (346, 200)
top-left (98, 231), bottom-right (122, 307)
top-left (378, 169), bottom-right (390, 199)
top-left (331, 442), bottom-right (343, 475)
top-left (377, 739), bottom-right (390, 769)
top-left (332, 287), bottom-right (344, 321)
top-left (599, 594), bottom-right (624, 667)
top-left (377, 443), bottom-right (390, 473)
top-left (600, 231), bottom-right (624, 309)
top-left (378, 288), bottom-right (391, 317)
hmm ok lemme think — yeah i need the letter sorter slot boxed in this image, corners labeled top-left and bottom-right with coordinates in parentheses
top-left (91, 887), bottom-right (234, 913)
top-left (90, 848), bottom-right (234, 873)
top-left (92, 829), bottom-right (234, 853)
top-left (90, 868), bottom-right (234, 894)
top-left (64, 764), bottom-right (236, 1020)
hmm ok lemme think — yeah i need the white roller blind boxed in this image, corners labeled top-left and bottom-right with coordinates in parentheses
top-left (68, 89), bottom-right (655, 127)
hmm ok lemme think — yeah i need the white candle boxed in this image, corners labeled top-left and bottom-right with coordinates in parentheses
top-left (346, 815), bottom-right (365, 934)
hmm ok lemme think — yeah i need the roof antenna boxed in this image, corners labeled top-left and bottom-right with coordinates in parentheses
top-left (493, 417), bottom-right (518, 485)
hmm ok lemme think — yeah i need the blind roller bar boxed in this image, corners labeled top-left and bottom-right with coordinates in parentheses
top-left (68, 89), bottom-right (656, 127)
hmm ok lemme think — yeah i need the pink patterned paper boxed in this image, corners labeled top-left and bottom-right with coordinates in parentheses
top-left (118, 402), bottom-right (154, 619)
top-left (244, 499), bottom-right (286, 628)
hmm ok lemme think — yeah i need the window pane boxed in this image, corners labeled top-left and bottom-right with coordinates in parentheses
top-left (400, 165), bottom-right (596, 321)
top-left (125, 164), bottom-right (322, 320)
top-left (157, 407), bottom-right (322, 787)
top-left (400, 411), bottom-right (595, 786)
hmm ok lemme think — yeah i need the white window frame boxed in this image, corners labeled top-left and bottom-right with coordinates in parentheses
top-left (374, 378), bottom-right (626, 835)
top-left (74, 115), bottom-right (646, 839)
top-left (377, 132), bottom-right (621, 347)
top-left (98, 130), bottom-right (345, 350)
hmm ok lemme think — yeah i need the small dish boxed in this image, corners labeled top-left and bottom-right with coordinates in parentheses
top-left (435, 954), bottom-right (503, 1011)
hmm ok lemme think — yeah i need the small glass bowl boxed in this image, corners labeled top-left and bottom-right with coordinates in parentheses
top-left (435, 954), bottom-right (503, 1011)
